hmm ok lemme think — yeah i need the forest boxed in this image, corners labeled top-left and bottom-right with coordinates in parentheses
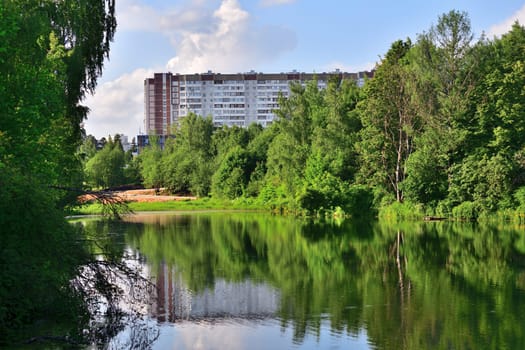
top-left (84, 11), bottom-right (525, 220)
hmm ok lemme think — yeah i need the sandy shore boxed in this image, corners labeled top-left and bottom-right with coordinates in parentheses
top-left (80, 188), bottom-right (197, 203)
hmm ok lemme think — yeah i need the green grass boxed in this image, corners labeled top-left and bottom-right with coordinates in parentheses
top-left (70, 197), bottom-right (267, 215)
top-left (378, 201), bottom-right (425, 221)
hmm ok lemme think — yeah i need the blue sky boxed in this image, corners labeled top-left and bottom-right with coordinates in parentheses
top-left (83, 0), bottom-right (525, 139)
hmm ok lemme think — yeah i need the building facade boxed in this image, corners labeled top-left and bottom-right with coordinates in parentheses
top-left (144, 70), bottom-right (373, 135)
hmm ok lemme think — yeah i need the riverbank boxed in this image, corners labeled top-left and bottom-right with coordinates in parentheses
top-left (72, 190), bottom-right (265, 215)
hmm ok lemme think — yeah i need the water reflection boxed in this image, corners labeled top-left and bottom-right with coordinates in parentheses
top-left (82, 212), bottom-right (525, 349)
top-left (153, 263), bottom-right (280, 322)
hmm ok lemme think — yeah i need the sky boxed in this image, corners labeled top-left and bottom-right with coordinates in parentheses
top-left (83, 0), bottom-right (525, 140)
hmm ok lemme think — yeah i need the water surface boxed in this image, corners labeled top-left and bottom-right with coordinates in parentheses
top-left (82, 212), bottom-right (525, 349)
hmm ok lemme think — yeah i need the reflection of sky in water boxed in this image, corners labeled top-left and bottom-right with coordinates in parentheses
top-left (155, 321), bottom-right (371, 350)
top-left (152, 263), bottom-right (280, 322)
top-left (108, 261), bottom-right (373, 349)
top-left (188, 279), bottom-right (280, 318)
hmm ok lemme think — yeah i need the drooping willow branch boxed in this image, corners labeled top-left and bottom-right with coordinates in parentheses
top-left (50, 185), bottom-right (133, 219)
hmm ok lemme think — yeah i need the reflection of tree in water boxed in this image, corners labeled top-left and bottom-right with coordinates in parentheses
top-left (122, 213), bottom-right (525, 349)
top-left (76, 220), bottom-right (159, 349)
top-left (105, 318), bottom-right (160, 350)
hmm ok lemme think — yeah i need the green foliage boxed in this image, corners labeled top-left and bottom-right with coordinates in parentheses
top-left (379, 201), bottom-right (424, 220)
top-left (452, 201), bottom-right (479, 220)
top-left (78, 135), bottom-right (98, 163)
top-left (212, 146), bottom-right (251, 199)
top-left (342, 185), bottom-right (375, 217)
top-left (514, 187), bottom-right (525, 208)
top-left (138, 139), bottom-right (163, 188)
top-left (0, 0), bottom-right (116, 344)
top-left (357, 39), bottom-right (418, 202)
top-left (402, 142), bottom-right (448, 207)
top-left (448, 152), bottom-right (514, 212)
top-left (158, 113), bottom-right (215, 196)
top-left (0, 164), bottom-right (88, 343)
top-left (84, 137), bottom-right (127, 188)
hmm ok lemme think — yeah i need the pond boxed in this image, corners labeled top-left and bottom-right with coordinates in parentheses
top-left (80, 212), bottom-right (525, 349)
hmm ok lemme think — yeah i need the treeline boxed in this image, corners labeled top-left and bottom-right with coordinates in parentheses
top-left (83, 11), bottom-right (525, 220)
top-left (0, 0), bottom-right (116, 345)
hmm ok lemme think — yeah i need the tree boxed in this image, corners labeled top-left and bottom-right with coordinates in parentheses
top-left (0, 0), bottom-right (116, 343)
top-left (138, 138), bottom-right (164, 189)
top-left (310, 78), bottom-right (362, 182)
top-left (79, 135), bottom-right (98, 163)
top-left (357, 39), bottom-right (419, 203)
top-left (160, 113), bottom-right (215, 196)
top-left (445, 22), bottom-right (525, 211)
top-left (212, 146), bottom-right (251, 199)
top-left (85, 139), bottom-right (126, 188)
top-left (264, 81), bottom-right (321, 206)
top-left (298, 78), bottom-right (364, 213)
top-left (395, 11), bottom-right (477, 210)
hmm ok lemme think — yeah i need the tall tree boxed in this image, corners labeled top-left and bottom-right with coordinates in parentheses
top-left (357, 39), bottom-right (419, 203)
top-left (138, 137), bottom-right (164, 189)
top-left (400, 11), bottom-right (477, 210)
top-left (264, 81), bottom-right (320, 206)
top-left (161, 113), bottom-right (215, 196)
top-left (445, 22), bottom-right (525, 211)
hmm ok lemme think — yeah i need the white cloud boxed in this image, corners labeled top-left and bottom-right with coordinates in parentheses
top-left (260, 0), bottom-right (296, 7)
top-left (487, 4), bottom-right (525, 37)
top-left (117, 0), bottom-right (161, 32)
top-left (166, 0), bottom-right (297, 73)
top-left (84, 68), bottom-right (154, 139)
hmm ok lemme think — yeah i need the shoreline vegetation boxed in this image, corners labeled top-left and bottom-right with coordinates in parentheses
top-left (70, 188), bottom-right (525, 223)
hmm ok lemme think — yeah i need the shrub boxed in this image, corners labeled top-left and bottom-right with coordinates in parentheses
top-left (379, 201), bottom-right (424, 220)
top-left (342, 185), bottom-right (375, 217)
top-left (452, 201), bottom-right (479, 220)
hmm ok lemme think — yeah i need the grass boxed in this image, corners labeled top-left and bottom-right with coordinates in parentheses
top-left (70, 197), bottom-right (267, 215)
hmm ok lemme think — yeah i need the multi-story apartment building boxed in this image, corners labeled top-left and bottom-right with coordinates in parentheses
top-left (144, 70), bottom-right (373, 135)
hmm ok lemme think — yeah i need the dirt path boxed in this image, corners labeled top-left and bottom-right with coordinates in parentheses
top-left (114, 189), bottom-right (196, 202)
top-left (80, 188), bottom-right (197, 203)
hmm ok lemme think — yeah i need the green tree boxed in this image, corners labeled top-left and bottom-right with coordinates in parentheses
top-left (406, 11), bottom-right (477, 208)
top-left (210, 125), bottom-right (263, 199)
top-left (85, 137), bottom-right (126, 188)
top-left (298, 78), bottom-right (364, 213)
top-left (263, 81), bottom-right (321, 207)
top-left (161, 113), bottom-right (215, 196)
top-left (442, 22), bottom-right (525, 212)
top-left (78, 134), bottom-right (98, 163)
top-left (0, 0), bottom-right (116, 343)
top-left (138, 138), bottom-right (164, 189)
top-left (357, 39), bottom-right (419, 203)
top-left (212, 146), bottom-right (251, 199)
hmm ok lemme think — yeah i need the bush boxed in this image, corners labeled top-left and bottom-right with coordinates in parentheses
top-left (298, 187), bottom-right (327, 214)
top-left (0, 170), bottom-right (88, 342)
top-left (435, 199), bottom-right (454, 218)
top-left (341, 185), bottom-right (375, 217)
top-left (452, 201), bottom-right (479, 220)
top-left (379, 201), bottom-right (424, 220)
top-left (514, 186), bottom-right (525, 210)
